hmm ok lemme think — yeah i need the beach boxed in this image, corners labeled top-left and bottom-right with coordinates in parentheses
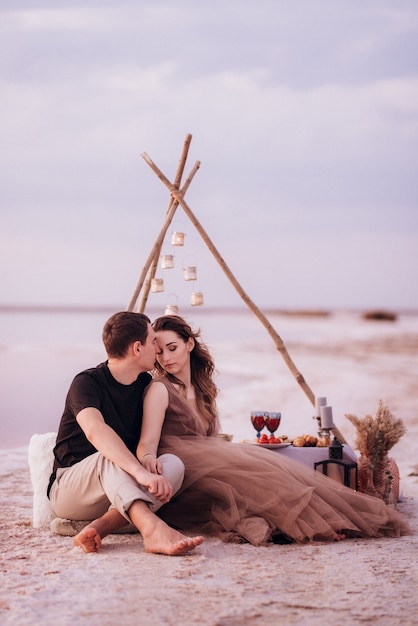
top-left (1, 308), bottom-right (418, 625)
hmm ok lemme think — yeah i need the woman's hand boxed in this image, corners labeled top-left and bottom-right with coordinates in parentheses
top-left (140, 454), bottom-right (163, 475)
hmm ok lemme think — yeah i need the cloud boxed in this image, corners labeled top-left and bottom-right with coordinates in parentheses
top-left (1, 0), bottom-right (417, 309)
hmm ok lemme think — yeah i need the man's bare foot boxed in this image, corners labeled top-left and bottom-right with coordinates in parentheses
top-left (141, 516), bottom-right (203, 555)
top-left (128, 499), bottom-right (204, 556)
top-left (72, 509), bottom-right (127, 552)
top-left (73, 526), bottom-right (102, 553)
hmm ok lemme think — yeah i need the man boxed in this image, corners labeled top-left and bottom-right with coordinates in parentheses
top-left (48, 311), bottom-right (203, 555)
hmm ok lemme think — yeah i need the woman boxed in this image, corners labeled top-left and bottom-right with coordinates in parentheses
top-left (137, 315), bottom-right (409, 546)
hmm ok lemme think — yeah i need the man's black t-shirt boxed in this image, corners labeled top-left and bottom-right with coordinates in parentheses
top-left (52, 362), bottom-right (152, 472)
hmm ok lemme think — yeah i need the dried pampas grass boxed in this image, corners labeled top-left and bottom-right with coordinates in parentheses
top-left (345, 400), bottom-right (406, 469)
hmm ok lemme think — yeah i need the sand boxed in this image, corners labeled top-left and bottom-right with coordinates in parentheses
top-left (1, 313), bottom-right (418, 625)
top-left (0, 450), bottom-right (417, 625)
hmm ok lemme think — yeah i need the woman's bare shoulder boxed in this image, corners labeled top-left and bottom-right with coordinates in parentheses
top-left (150, 376), bottom-right (171, 388)
top-left (146, 377), bottom-right (170, 395)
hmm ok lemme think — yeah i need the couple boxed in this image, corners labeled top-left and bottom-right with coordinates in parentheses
top-left (49, 311), bottom-right (408, 555)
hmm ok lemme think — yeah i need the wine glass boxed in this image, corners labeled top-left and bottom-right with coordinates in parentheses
top-left (251, 411), bottom-right (266, 440)
top-left (264, 412), bottom-right (281, 435)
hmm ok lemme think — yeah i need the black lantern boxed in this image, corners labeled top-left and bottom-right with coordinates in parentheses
top-left (314, 438), bottom-right (358, 489)
top-left (329, 437), bottom-right (343, 460)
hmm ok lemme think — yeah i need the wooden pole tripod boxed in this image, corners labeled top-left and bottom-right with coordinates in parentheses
top-left (126, 134), bottom-right (199, 312)
top-left (128, 134), bottom-right (347, 443)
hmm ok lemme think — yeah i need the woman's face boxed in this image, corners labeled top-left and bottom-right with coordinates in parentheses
top-left (155, 329), bottom-right (194, 377)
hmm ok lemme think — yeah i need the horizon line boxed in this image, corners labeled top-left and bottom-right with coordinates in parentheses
top-left (0, 303), bottom-right (415, 316)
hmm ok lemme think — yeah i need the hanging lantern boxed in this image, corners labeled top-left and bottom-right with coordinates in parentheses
top-left (171, 231), bottom-right (185, 246)
top-left (151, 278), bottom-right (164, 293)
top-left (165, 294), bottom-right (179, 316)
top-left (161, 254), bottom-right (175, 269)
top-left (182, 255), bottom-right (197, 281)
top-left (191, 291), bottom-right (204, 306)
top-left (171, 221), bottom-right (186, 246)
top-left (183, 265), bottom-right (197, 281)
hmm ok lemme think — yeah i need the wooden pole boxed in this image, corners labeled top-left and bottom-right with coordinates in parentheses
top-left (140, 146), bottom-right (347, 443)
top-left (126, 133), bottom-right (197, 312)
top-left (138, 135), bottom-right (200, 312)
top-left (137, 160), bottom-right (201, 312)
top-left (141, 153), bottom-right (314, 401)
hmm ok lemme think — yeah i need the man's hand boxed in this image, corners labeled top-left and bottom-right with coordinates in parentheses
top-left (76, 408), bottom-right (171, 502)
top-left (143, 473), bottom-right (173, 504)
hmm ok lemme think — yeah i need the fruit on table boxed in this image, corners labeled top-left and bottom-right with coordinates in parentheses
top-left (258, 433), bottom-right (282, 444)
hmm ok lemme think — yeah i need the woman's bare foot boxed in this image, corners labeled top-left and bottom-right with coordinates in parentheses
top-left (73, 526), bottom-right (102, 553)
top-left (142, 518), bottom-right (204, 555)
top-left (312, 530), bottom-right (346, 542)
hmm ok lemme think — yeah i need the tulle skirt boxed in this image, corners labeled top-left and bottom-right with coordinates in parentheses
top-left (157, 436), bottom-right (410, 545)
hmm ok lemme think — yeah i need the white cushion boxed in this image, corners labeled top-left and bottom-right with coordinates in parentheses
top-left (28, 432), bottom-right (138, 535)
top-left (28, 432), bottom-right (56, 528)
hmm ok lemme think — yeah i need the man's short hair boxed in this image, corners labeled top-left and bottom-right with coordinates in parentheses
top-left (102, 311), bottom-right (151, 358)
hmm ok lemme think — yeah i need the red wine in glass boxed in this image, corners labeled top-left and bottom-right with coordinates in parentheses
top-left (265, 412), bottom-right (281, 435)
top-left (251, 411), bottom-right (266, 439)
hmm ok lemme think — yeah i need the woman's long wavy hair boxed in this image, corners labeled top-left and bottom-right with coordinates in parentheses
top-left (152, 315), bottom-right (219, 434)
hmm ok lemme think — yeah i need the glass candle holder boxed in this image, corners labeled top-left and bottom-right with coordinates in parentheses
top-left (191, 291), bottom-right (204, 306)
top-left (161, 254), bottom-right (175, 269)
top-left (165, 304), bottom-right (179, 315)
top-left (151, 278), bottom-right (164, 293)
top-left (183, 266), bottom-right (197, 281)
top-left (171, 231), bottom-right (185, 246)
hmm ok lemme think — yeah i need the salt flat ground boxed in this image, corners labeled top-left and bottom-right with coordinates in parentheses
top-left (0, 447), bottom-right (417, 626)
top-left (1, 309), bottom-right (417, 625)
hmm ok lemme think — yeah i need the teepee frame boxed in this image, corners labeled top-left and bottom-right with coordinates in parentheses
top-left (127, 134), bottom-right (346, 442)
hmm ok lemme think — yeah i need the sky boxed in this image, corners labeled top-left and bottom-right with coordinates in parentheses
top-left (1, 0), bottom-right (417, 312)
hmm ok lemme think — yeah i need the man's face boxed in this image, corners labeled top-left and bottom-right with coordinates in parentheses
top-left (141, 323), bottom-right (158, 371)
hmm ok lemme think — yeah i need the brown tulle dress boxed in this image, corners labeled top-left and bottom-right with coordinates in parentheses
top-left (151, 378), bottom-right (410, 545)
